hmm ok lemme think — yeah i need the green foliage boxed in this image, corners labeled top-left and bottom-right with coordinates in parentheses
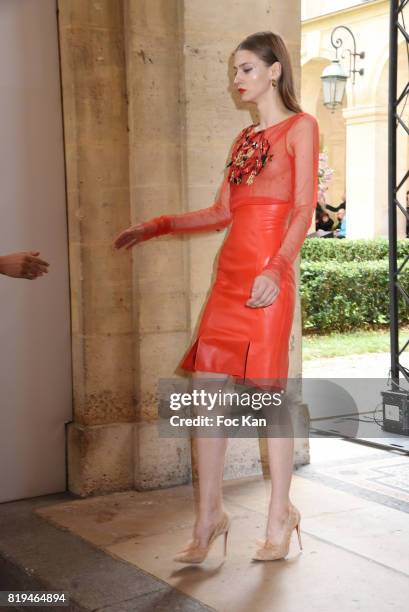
top-left (300, 239), bottom-right (409, 334)
top-left (301, 237), bottom-right (409, 263)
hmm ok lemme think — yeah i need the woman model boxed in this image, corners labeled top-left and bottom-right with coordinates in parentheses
top-left (114, 31), bottom-right (319, 563)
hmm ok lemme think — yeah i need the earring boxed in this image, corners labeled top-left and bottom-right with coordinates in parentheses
top-left (271, 79), bottom-right (277, 88)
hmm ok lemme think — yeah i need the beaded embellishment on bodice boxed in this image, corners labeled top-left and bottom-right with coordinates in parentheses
top-left (226, 126), bottom-right (274, 186)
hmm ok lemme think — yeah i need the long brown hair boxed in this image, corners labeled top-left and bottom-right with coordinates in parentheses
top-left (233, 31), bottom-right (302, 113)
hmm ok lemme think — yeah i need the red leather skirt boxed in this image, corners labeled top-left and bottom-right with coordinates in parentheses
top-left (177, 200), bottom-right (295, 390)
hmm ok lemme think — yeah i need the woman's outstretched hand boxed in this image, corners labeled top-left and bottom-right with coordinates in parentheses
top-left (246, 273), bottom-right (280, 308)
top-left (113, 216), bottom-right (172, 250)
top-left (113, 223), bottom-right (147, 250)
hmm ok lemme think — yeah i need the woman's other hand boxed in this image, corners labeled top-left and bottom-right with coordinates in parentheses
top-left (0, 251), bottom-right (50, 280)
top-left (246, 272), bottom-right (280, 308)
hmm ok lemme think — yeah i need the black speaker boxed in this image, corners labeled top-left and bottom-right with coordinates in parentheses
top-left (381, 390), bottom-right (409, 435)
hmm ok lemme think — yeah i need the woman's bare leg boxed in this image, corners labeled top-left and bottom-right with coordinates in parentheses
top-left (264, 394), bottom-right (295, 541)
top-left (265, 437), bottom-right (294, 540)
top-left (190, 370), bottom-right (231, 548)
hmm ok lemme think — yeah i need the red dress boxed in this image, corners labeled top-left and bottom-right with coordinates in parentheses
top-left (153, 112), bottom-right (319, 390)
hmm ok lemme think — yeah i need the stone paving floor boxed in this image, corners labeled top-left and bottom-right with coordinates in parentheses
top-left (34, 443), bottom-right (409, 612)
top-left (2, 350), bottom-right (409, 611)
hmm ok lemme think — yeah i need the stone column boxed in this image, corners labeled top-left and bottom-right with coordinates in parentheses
top-left (58, 1), bottom-right (135, 496)
top-left (123, 0), bottom-right (192, 489)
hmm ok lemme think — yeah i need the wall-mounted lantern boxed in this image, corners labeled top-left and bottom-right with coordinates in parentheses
top-left (321, 25), bottom-right (365, 112)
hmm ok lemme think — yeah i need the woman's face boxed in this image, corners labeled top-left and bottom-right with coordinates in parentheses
top-left (233, 49), bottom-right (279, 102)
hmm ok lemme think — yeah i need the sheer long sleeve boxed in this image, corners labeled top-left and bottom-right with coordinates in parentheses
top-left (133, 139), bottom-right (241, 242)
top-left (261, 114), bottom-right (319, 286)
top-left (167, 172), bottom-right (232, 234)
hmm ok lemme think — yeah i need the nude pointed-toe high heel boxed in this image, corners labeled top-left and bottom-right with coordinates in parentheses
top-left (173, 511), bottom-right (231, 564)
top-left (252, 503), bottom-right (302, 561)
